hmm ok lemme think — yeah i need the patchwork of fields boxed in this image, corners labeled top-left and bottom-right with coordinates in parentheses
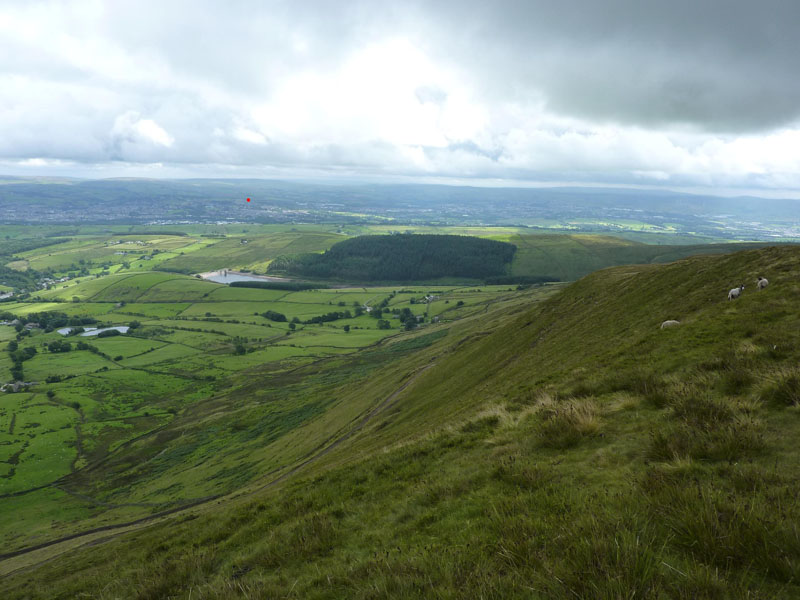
top-left (0, 259), bottom-right (554, 550)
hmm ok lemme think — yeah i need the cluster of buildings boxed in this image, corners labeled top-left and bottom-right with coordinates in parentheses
top-left (39, 276), bottom-right (71, 289)
top-left (0, 318), bottom-right (39, 330)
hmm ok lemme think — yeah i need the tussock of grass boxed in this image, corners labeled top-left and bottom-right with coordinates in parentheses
top-left (669, 390), bottom-right (736, 425)
top-left (534, 396), bottom-right (600, 449)
top-left (544, 514), bottom-right (666, 598)
top-left (459, 414), bottom-right (501, 434)
top-left (567, 369), bottom-right (671, 407)
top-left (646, 480), bottom-right (800, 583)
top-left (718, 368), bottom-right (756, 395)
top-left (648, 417), bottom-right (765, 462)
top-left (491, 453), bottom-right (553, 490)
top-left (648, 389), bottom-right (766, 462)
top-left (760, 371), bottom-right (800, 406)
top-left (608, 369), bottom-right (672, 407)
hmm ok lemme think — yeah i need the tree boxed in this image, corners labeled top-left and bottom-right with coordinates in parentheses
top-left (234, 344), bottom-right (246, 355)
top-left (48, 340), bottom-right (72, 353)
top-left (288, 322), bottom-right (296, 331)
top-left (262, 310), bottom-right (287, 322)
top-left (343, 324), bottom-right (350, 333)
top-left (377, 319), bottom-right (391, 330)
top-left (129, 320), bottom-right (141, 330)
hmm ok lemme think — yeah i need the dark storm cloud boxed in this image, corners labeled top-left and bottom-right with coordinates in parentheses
top-left (420, 0), bottom-right (800, 131)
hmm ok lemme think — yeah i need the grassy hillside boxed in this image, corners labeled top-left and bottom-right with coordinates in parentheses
top-left (154, 232), bottom-right (343, 274)
top-left (3, 245), bottom-right (800, 597)
top-left (507, 233), bottom-right (774, 281)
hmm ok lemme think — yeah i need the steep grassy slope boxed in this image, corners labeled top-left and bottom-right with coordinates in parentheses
top-left (4, 246), bottom-right (800, 597)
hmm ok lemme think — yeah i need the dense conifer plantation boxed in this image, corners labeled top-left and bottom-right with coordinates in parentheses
top-left (268, 234), bottom-right (516, 281)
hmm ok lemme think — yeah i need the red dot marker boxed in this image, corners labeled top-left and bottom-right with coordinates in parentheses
top-left (246, 198), bottom-right (251, 202)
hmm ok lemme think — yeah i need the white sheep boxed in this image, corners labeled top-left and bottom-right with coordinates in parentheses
top-left (757, 277), bottom-right (769, 291)
top-left (660, 320), bottom-right (680, 329)
top-left (728, 284), bottom-right (745, 300)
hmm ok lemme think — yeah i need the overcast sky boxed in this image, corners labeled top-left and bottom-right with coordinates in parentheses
top-left (1, 0), bottom-right (800, 195)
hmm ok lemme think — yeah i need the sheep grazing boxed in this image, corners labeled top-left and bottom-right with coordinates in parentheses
top-left (757, 277), bottom-right (769, 291)
top-left (728, 284), bottom-right (745, 300)
top-left (660, 320), bottom-right (680, 329)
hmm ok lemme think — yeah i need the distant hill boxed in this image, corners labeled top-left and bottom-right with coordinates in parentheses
top-left (268, 234), bottom-right (517, 282)
top-left (508, 233), bottom-right (777, 281)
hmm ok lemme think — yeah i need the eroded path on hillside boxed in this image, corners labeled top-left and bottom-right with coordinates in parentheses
top-left (0, 361), bottom-right (436, 577)
top-left (252, 362), bottom-right (436, 492)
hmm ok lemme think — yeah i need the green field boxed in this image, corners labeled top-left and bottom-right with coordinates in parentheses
top-left (154, 231), bottom-right (343, 273)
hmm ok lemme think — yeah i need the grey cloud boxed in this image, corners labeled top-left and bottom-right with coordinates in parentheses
top-left (421, 0), bottom-right (800, 131)
top-left (1, 0), bottom-right (800, 190)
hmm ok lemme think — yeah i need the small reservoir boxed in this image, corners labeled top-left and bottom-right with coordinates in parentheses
top-left (58, 326), bottom-right (130, 337)
top-left (200, 270), bottom-right (290, 284)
